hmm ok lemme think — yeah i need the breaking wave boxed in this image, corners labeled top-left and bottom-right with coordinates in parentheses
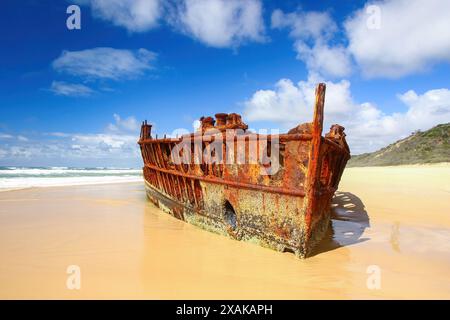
top-left (0, 167), bottom-right (142, 191)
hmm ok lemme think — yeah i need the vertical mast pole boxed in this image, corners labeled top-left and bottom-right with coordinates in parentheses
top-left (303, 83), bottom-right (326, 256)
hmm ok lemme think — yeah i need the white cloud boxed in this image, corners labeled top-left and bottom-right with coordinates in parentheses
top-left (77, 0), bottom-right (162, 32)
top-left (17, 136), bottom-right (29, 142)
top-left (169, 0), bottom-right (265, 48)
top-left (75, 0), bottom-right (265, 48)
top-left (271, 9), bottom-right (351, 78)
top-left (397, 89), bottom-right (450, 130)
top-left (0, 133), bottom-right (14, 139)
top-left (0, 135), bottom-right (139, 162)
top-left (295, 42), bottom-right (352, 79)
top-left (345, 0), bottom-right (450, 78)
top-left (70, 133), bottom-right (137, 150)
top-left (271, 9), bottom-right (336, 40)
top-left (274, 0), bottom-right (450, 79)
top-left (0, 114), bottom-right (141, 166)
top-left (244, 74), bottom-right (355, 126)
top-left (107, 114), bottom-right (140, 133)
top-left (244, 76), bottom-right (450, 154)
top-left (0, 133), bottom-right (30, 141)
top-left (50, 81), bottom-right (94, 97)
top-left (52, 47), bottom-right (156, 80)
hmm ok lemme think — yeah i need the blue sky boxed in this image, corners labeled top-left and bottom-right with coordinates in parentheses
top-left (0, 0), bottom-right (449, 167)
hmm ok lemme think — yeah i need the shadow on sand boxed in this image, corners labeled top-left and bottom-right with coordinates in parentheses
top-left (310, 191), bottom-right (371, 257)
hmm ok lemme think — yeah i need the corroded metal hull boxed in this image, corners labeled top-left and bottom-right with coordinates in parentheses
top-left (139, 83), bottom-right (350, 258)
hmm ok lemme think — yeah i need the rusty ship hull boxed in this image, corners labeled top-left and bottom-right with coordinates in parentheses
top-left (138, 83), bottom-right (350, 258)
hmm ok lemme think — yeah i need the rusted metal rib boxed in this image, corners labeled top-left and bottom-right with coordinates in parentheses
top-left (138, 133), bottom-right (313, 145)
top-left (144, 163), bottom-right (306, 197)
top-left (322, 137), bottom-right (351, 158)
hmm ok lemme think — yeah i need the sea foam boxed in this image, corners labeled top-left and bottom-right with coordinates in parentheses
top-left (0, 167), bottom-right (142, 190)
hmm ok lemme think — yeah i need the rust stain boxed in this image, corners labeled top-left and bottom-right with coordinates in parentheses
top-left (138, 83), bottom-right (350, 258)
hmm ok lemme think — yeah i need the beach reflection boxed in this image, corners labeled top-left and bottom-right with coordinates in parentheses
top-left (390, 221), bottom-right (401, 253)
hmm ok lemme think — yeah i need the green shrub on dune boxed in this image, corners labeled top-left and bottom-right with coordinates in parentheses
top-left (348, 123), bottom-right (450, 167)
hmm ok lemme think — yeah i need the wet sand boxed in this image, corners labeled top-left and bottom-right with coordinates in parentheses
top-left (0, 165), bottom-right (449, 299)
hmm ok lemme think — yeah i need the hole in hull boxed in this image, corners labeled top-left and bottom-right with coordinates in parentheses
top-left (283, 247), bottom-right (296, 254)
top-left (224, 201), bottom-right (237, 230)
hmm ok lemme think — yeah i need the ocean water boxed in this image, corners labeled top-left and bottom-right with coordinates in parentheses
top-left (0, 166), bottom-right (143, 191)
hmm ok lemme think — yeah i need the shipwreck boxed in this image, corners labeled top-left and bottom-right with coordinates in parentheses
top-left (138, 83), bottom-right (350, 258)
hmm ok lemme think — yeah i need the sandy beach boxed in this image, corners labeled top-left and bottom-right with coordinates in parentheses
top-left (0, 165), bottom-right (449, 299)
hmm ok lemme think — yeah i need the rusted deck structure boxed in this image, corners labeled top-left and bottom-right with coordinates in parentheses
top-left (138, 83), bottom-right (350, 258)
